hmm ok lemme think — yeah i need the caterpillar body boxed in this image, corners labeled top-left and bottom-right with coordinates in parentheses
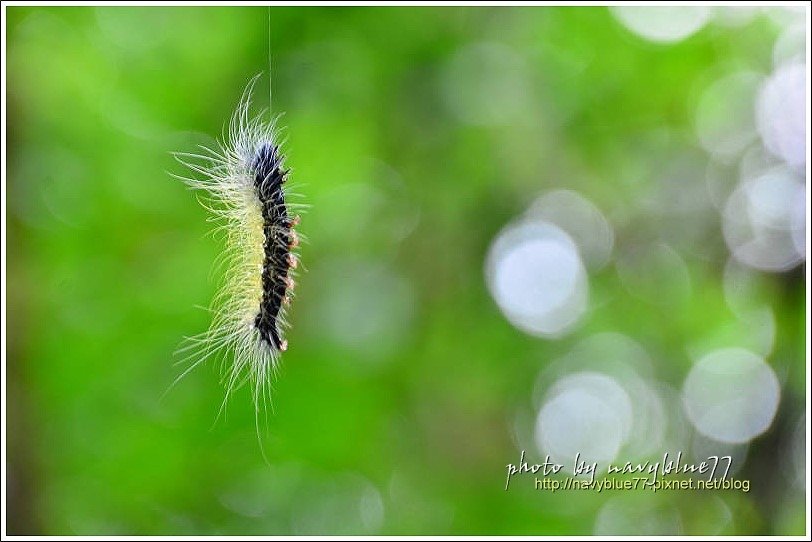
top-left (173, 75), bottom-right (302, 409)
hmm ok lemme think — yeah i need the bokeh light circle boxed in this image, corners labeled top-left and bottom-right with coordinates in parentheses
top-left (486, 220), bottom-right (588, 338)
top-left (756, 62), bottom-right (807, 169)
top-left (441, 42), bottom-right (532, 126)
top-left (694, 71), bottom-right (762, 161)
top-left (527, 190), bottom-right (614, 270)
top-left (722, 165), bottom-right (805, 271)
top-left (536, 372), bottom-right (633, 465)
top-left (611, 7), bottom-right (710, 43)
top-left (772, 22), bottom-right (806, 68)
top-left (682, 348), bottom-right (780, 444)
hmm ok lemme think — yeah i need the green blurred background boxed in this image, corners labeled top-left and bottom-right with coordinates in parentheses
top-left (5, 5), bottom-right (808, 536)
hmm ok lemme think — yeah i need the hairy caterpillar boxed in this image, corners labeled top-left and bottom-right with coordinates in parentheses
top-left (172, 75), bottom-right (303, 410)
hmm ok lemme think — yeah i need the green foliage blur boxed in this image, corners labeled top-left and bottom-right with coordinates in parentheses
top-left (5, 6), bottom-right (807, 536)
